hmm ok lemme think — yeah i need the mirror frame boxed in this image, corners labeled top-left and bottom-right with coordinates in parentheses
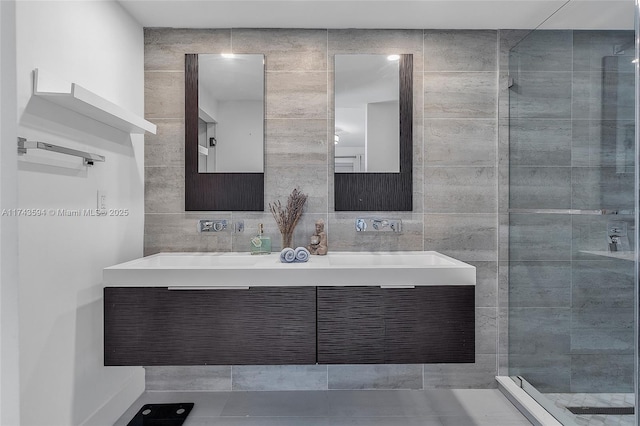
top-left (185, 54), bottom-right (264, 211)
top-left (334, 54), bottom-right (413, 211)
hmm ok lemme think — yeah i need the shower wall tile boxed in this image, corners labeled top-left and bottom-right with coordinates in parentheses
top-left (571, 69), bottom-right (634, 121)
top-left (572, 119), bottom-right (636, 168)
top-left (424, 167), bottom-right (497, 214)
top-left (570, 328), bottom-right (635, 355)
top-left (509, 71), bottom-right (572, 119)
top-left (145, 366), bottom-right (231, 391)
top-left (571, 167), bottom-right (635, 211)
top-left (508, 119), bottom-right (572, 166)
top-left (508, 261), bottom-right (572, 308)
top-left (573, 30), bottom-right (636, 71)
top-left (232, 29), bottom-right (327, 71)
top-left (509, 30), bottom-right (573, 72)
top-left (424, 72), bottom-right (497, 119)
top-left (423, 30), bottom-right (497, 72)
top-left (144, 28), bottom-right (231, 71)
top-left (232, 366), bottom-right (328, 391)
top-left (424, 119), bottom-right (496, 166)
top-left (508, 167), bottom-right (571, 210)
top-left (498, 30), bottom-right (532, 72)
top-left (508, 213), bottom-right (572, 261)
top-left (327, 365), bottom-right (423, 390)
top-left (423, 214), bottom-right (497, 262)
top-left (423, 354), bottom-right (498, 389)
top-left (265, 72), bottom-right (327, 119)
top-left (144, 71), bottom-right (185, 119)
top-left (145, 119), bottom-right (185, 168)
top-left (570, 354), bottom-right (635, 393)
top-left (509, 308), bottom-right (570, 355)
top-left (508, 354), bottom-right (571, 392)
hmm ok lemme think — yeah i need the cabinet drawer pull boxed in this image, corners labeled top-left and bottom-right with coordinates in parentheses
top-left (380, 285), bottom-right (415, 289)
top-left (168, 286), bottom-right (250, 290)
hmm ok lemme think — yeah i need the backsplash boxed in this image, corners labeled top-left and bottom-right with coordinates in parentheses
top-left (144, 28), bottom-right (510, 388)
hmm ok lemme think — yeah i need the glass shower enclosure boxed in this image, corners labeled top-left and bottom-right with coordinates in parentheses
top-left (506, 23), bottom-right (637, 426)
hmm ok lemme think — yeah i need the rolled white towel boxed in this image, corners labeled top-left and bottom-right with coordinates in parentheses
top-left (280, 247), bottom-right (295, 263)
top-left (294, 247), bottom-right (310, 262)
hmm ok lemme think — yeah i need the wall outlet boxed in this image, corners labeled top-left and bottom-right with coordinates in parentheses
top-left (97, 190), bottom-right (107, 211)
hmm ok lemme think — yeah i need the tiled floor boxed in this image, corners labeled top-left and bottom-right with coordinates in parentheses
top-left (544, 393), bottom-right (635, 426)
top-left (114, 389), bottom-right (532, 426)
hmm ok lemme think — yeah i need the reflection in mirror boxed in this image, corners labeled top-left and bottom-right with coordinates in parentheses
top-left (197, 54), bottom-right (264, 173)
top-left (335, 54), bottom-right (399, 173)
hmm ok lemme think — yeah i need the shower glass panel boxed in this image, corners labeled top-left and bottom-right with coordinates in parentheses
top-left (508, 28), bottom-right (636, 425)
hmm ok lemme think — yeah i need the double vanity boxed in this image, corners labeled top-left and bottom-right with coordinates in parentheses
top-left (103, 251), bottom-right (476, 366)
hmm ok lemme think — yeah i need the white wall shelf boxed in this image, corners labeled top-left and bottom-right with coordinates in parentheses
top-left (33, 68), bottom-right (157, 135)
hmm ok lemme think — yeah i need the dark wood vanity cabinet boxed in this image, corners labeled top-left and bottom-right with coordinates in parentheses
top-left (104, 285), bottom-right (474, 366)
top-left (104, 287), bottom-right (316, 366)
top-left (317, 286), bottom-right (475, 364)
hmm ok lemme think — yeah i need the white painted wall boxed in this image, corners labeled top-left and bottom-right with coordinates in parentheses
top-left (366, 100), bottom-right (399, 172)
top-left (15, 1), bottom-right (145, 425)
top-left (216, 100), bottom-right (263, 172)
top-left (0, 1), bottom-right (21, 425)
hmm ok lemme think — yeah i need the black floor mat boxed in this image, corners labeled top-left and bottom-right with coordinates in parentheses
top-left (567, 406), bottom-right (634, 415)
top-left (127, 403), bottom-right (194, 426)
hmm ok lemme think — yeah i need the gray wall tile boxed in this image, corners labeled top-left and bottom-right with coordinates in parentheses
top-left (508, 213), bottom-right (572, 261)
top-left (424, 214), bottom-right (497, 262)
top-left (476, 308), bottom-right (498, 355)
top-left (145, 366), bottom-right (231, 391)
top-left (508, 354), bottom-right (571, 392)
top-left (424, 72), bottom-right (497, 119)
top-left (144, 166), bottom-right (184, 213)
top-left (144, 28), bottom-right (231, 71)
top-left (509, 71), bottom-right (572, 119)
top-left (509, 30), bottom-right (573, 72)
top-left (144, 71), bottom-right (185, 119)
top-left (468, 261), bottom-right (498, 308)
top-left (423, 354), bottom-right (498, 389)
top-left (573, 30), bottom-right (636, 72)
top-left (424, 30), bottom-right (497, 72)
top-left (508, 261), bottom-right (572, 308)
top-left (145, 119), bottom-right (184, 168)
top-left (328, 365), bottom-right (423, 390)
top-left (509, 167), bottom-right (571, 210)
top-left (232, 29), bottom-right (327, 71)
top-left (265, 119), bottom-right (328, 166)
top-left (424, 167), bottom-right (497, 214)
top-left (509, 308), bottom-right (570, 355)
top-left (144, 213), bottom-right (232, 255)
top-left (232, 365), bottom-right (328, 391)
top-left (509, 119), bottom-right (571, 166)
top-left (570, 354), bottom-right (634, 393)
top-left (571, 167), bottom-right (635, 211)
top-left (266, 71), bottom-right (327, 119)
top-left (424, 119), bottom-right (497, 167)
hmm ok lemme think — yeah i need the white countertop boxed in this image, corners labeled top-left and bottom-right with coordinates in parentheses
top-left (103, 251), bottom-right (476, 288)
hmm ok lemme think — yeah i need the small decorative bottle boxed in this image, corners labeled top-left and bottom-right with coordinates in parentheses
top-left (250, 223), bottom-right (271, 255)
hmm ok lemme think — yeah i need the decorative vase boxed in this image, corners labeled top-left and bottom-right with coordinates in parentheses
top-left (281, 231), bottom-right (294, 249)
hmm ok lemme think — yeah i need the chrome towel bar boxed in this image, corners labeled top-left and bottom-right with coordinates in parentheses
top-left (17, 137), bottom-right (105, 166)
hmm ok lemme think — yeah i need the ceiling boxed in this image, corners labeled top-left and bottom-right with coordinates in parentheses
top-left (117, 0), bottom-right (634, 30)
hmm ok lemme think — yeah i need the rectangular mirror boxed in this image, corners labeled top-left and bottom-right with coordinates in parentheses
top-left (334, 54), bottom-right (412, 211)
top-left (198, 54), bottom-right (264, 173)
top-left (335, 54), bottom-right (399, 173)
top-left (185, 54), bottom-right (264, 211)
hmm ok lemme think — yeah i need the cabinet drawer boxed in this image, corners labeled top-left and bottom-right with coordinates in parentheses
top-left (104, 286), bottom-right (316, 366)
top-left (317, 286), bottom-right (474, 364)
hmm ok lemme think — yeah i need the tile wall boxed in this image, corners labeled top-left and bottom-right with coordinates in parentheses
top-left (143, 28), bottom-right (512, 390)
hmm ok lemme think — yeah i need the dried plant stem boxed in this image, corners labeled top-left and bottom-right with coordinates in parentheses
top-left (269, 188), bottom-right (308, 247)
